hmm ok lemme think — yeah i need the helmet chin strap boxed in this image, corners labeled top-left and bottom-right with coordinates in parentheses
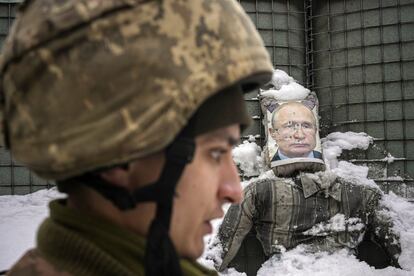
top-left (81, 134), bottom-right (195, 276)
top-left (142, 135), bottom-right (195, 276)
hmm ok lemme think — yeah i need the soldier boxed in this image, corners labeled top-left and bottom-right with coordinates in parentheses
top-left (0, 0), bottom-right (273, 275)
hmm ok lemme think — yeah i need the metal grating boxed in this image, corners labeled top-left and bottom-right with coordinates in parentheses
top-left (0, 0), bottom-right (55, 195)
top-left (239, 0), bottom-right (307, 83)
top-left (239, 0), bottom-right (306, 146)
top-left (312, 0), bottom-right (414, 198)
top-left (0, 146), bottom-right (54, 195)
top-left (0, 1), bottom-right (18, 50)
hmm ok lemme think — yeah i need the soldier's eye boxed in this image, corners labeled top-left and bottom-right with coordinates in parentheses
top-left (210, 148), bottom-right (227, 163)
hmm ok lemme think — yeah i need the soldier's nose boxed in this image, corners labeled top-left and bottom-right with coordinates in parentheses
top-left (219, 159), bottom-right (243, 204)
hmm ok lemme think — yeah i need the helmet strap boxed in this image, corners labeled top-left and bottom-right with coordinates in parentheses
top-left (79, 134), bottom-right (195, 276)
top-left (143, 135), bottom-right (195, 276)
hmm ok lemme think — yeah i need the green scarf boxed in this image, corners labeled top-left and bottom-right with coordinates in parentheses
top-left (37, 199), bottom-right (217, 276)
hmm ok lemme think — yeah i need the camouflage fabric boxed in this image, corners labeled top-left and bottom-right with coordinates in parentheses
top-left (0, 0), bottom-right (272, 180)
top-left (217, 172), bottom-right (401, 271)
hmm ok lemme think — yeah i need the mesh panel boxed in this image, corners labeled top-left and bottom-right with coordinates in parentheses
top-left (0, 1), bottom-right (54, 195)
top-left (240, 0), bottom-right (306, 147)
top-left (0, 2), bottom-right (16, 50)
top-left (312, 0), bottom-right (414, 198)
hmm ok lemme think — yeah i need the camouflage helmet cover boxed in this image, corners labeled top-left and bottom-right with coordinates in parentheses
top-left (0, 0), bottom-right (273, 180)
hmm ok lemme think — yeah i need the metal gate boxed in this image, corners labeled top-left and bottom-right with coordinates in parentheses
top-left (0, 0), bottom-right (413, 198)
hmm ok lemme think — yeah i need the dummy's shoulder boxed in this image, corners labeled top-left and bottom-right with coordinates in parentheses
top-left (335, 176), bottom-right (383, 203)
top-left (243, 176), bottom-right (295, 197)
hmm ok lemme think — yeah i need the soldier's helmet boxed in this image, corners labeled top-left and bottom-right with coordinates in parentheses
top-left (0, 0), bottom-right (273, 180)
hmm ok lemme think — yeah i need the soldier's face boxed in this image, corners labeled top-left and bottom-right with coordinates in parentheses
top-left (270, 104), bottom-right (316, 158)
top-left (170, 124), bottom-right (242, 259)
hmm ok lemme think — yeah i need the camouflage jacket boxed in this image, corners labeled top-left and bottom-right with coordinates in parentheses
top-left (217, 173), bottom-right (401, 271)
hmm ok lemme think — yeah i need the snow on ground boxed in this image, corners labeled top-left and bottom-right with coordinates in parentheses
top-left (257, 245), bottom-right (412, 276)
top-left (380, 192), bottom-right (414, 271)
top-left (0, 188), bottom-right (64, 270)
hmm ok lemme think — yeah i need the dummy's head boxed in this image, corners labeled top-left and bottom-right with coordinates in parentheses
top-left (270, 102), bottom-right (317, 158)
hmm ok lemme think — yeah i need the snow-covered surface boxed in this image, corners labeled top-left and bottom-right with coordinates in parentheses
top-left (383, 153), bottom-right (396, 164)
top-left (257, 245), bottom-right (412, 276)
top-left (302, 214), bottom-right (365, 236)
top-left (260, 69), bottom-right (310, 101)
top-left (232, 139), bottom-right (265, 177)
top-left (0, 188), bottom-right (64, 270)
top-left (321, 131), bottom-right (373, 170)
top-left (269, 69), bottom-right (295, 90)
top-left (333, 161), bottom-right (379, 188)
top-left (320, 132), bottom-right (380, 188)
top-left (380, 192), bottom-right (414, 270)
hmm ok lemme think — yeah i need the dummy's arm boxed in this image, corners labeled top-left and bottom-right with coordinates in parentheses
top-left (216, 188), bottom-right (255, 271)
top-left (368, 190), bottom-right (402, 268)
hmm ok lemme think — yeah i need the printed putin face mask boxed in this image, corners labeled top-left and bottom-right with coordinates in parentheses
top-left (261, 92), bottom-right (325, 177)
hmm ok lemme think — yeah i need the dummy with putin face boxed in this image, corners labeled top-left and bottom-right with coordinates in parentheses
top-left (269, 102), bottom-right (322, 161)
